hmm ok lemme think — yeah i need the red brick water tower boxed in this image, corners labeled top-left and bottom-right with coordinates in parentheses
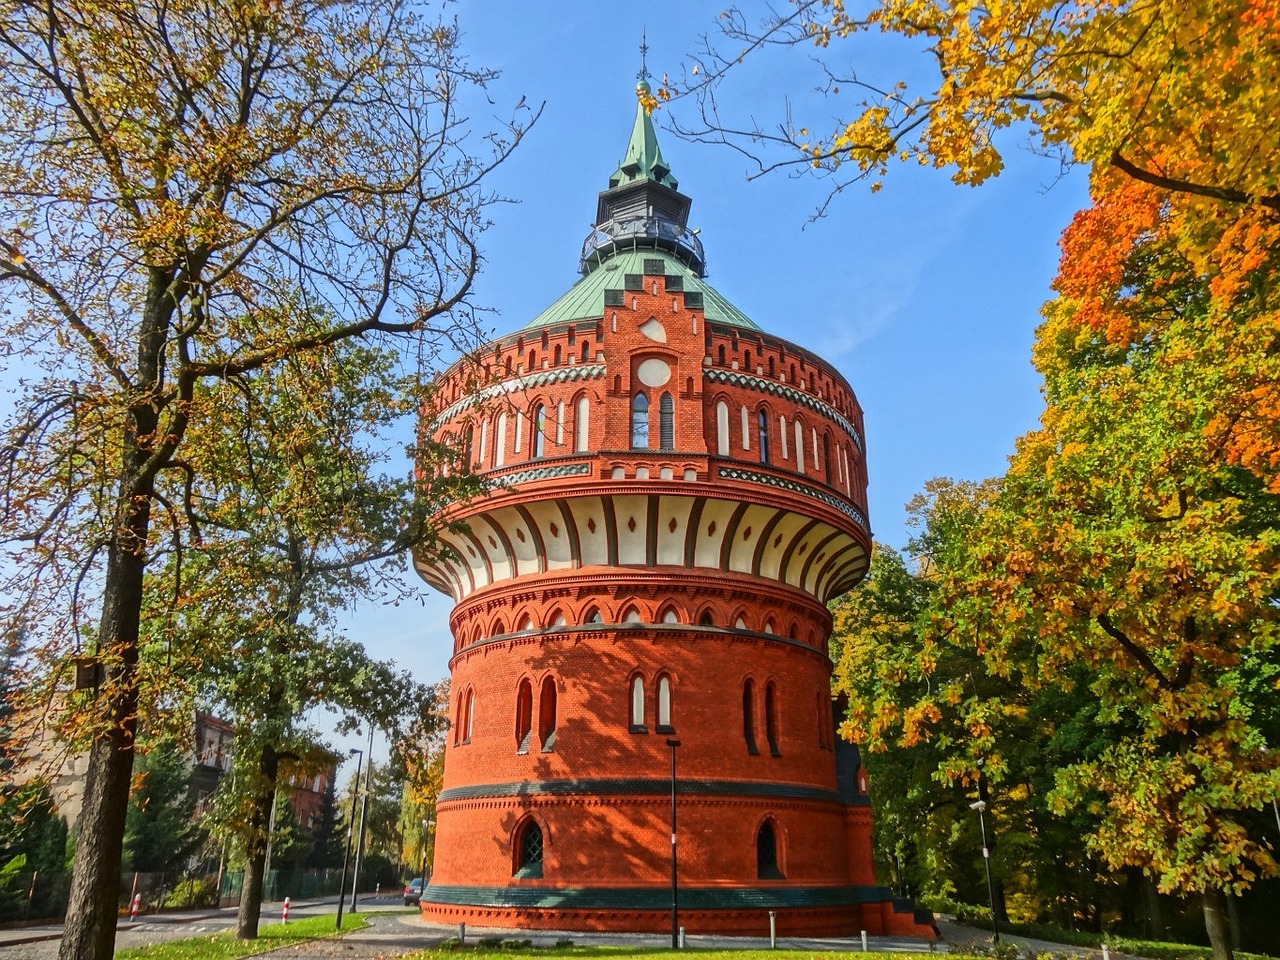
top-left (413, 80), bottom-right (936, 939)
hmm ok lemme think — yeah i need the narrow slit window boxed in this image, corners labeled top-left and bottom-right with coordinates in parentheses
top-left (657, 675), bottom-right (672, 732)
top-left (743, 680), bottom-right (759, 755)
top-left (630, 676), bottom-right (646, 732)
top-left (539, 677), bottom-right (557, 751)
top-left (631, 393), bottom-right (650, 449)
top-left (532, 404), bottom-right (546, 458)
top-left (765, 681), bottom-right (781, 756)
top-left (515, 680), bottom-right (533, 753)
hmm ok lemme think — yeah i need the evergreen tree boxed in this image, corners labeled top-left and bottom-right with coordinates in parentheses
top-left (307, 777), bottom-right (345, 870)
top-left (123, 740), bottom-right (205, 875)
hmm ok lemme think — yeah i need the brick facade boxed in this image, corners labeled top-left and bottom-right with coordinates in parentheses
top-left (411, 86), bottom-right (935, 941)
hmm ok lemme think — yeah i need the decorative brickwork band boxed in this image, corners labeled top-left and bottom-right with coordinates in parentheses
top-left (717, 467), bottom-right (869, 531)
top-left (704, 368), bottom-right (864, 450)
top-left (426, 364), bottom-right (608, 432)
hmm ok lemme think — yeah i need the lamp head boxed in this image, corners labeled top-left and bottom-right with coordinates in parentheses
top-left (969, 799), bottom-right (986, 812)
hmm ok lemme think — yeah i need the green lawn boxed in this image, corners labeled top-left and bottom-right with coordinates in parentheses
top-left (114, 912), bottom-right (369, 959)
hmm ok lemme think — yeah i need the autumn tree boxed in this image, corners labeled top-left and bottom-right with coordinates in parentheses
top-left (0, 1), bottom-right (528, 956)
top-left (398, 679), bottom-right (449, 880)
top-left (145, 336), bottom-right (477, 938)
top-left (681, 6), bottom-right (1279, 954)
top-left (928, 204), bottom-right (1277, 958)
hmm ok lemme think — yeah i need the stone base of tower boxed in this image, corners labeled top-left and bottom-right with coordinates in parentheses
top-left (419, 888), bottom-right (937, 940)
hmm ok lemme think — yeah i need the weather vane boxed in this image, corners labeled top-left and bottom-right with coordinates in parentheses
top-left (638, 29), bottom-right (650, 83)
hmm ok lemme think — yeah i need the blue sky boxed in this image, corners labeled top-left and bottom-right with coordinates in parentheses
top-left (327, 2), bottom-right (1091, 763)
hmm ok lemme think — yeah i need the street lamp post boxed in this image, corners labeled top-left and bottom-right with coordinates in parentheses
top-left (351, 726), bottom-right (374, 912)
top-left (334, 747), bottom-right (363, 932)
top-left (666, 737), bottom-right (681, 949)
top-left (969, 800), bottom-right (1000, 944)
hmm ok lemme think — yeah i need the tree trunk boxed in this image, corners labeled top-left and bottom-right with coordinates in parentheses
top-left (236, 743), bottom-right (281, 939)
top-left (57, 514), bottom-right (149, 960)
top-left (1143, 874), bottom-right (1164, 940)
top-left (1203, 886), bottom-right (1234, 960)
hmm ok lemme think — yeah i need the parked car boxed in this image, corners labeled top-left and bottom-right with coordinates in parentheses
top-left (404, 877), bottom-right (424, 906)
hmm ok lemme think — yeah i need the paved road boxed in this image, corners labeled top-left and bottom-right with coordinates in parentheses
top-left (0, 895), bottom-right (414, 960)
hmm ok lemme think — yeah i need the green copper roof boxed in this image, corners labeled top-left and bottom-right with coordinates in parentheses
top-left (524, 248), bottom-right (760, 331)
top-left (609, 81), bottom-right (678, 190)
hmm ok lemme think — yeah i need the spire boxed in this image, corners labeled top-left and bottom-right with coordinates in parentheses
top-left (582, 59), bottom-right (704, 277)
top-left (609, 38), bottom-right (678, 191)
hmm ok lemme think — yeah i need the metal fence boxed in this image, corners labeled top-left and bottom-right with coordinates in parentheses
top-left (0, 867), bottom-right (350, 924)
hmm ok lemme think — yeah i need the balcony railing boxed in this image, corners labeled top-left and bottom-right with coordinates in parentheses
top-left (581, 215), bottom-right (705, 276)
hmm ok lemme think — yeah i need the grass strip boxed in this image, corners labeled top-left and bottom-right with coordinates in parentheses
top-left (398, 950), bottom-right (961, 960)
top-left (115, 912), bottom-right (368, 959)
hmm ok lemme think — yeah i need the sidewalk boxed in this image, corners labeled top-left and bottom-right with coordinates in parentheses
top-left (262, 912), bottom-right (950, 957)
top-left (935, 917), bottom-right (1119, 959)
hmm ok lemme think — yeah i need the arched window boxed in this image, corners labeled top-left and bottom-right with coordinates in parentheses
top-left (463, 423), bottom-right (475, 469)
top-left (631, 392), bottom-right (650, 448)
top-left (743, 680), bottom-right (758, 755)
top-left (584, 607), bottom-right (602, 624)
top-left (659, 393), bottom-right (674, 449)
top-left (657, 675), bottom-right (673, 732)
top-left (495, 413), bottom-right (507, 468)
top-left (622, 607), bottom-right (641, 624)
top-left (779, 416), bottom-right (789, 460)
top-left (757, 410), bottom-right (769, 463)
top-left (539, 677), bottom-right (557, 751)
top-left (765, 681), bottom-right (781, 756)
top-left (575, 395), bottom-right (590, 451)
top-left (532, 404), bottom-right (546, 458)
top-left (514, 820), bottom-right (544, 879)
top-left (630, 676), bottom-right (646, 731)
top-left (757, 820), bottom-right (784, 879)
top-left (699, 610), bottom-right (714, 626)
top-left (479, 418), bottom-right (489, 464)
top-left (716, 401), bottom-right (730, 456)
top-left (462, 688), bottom-right (475, 744)
top-left (823, 433), bottom-right (833, 483)
top-left (740, 405), bottom-right (750, 450)
top-left (556, 400), bottom-right (565, 445)
top-left (793, 419), bottom-right (805, 473)
top-left (515, 679), bottom-right (533, 753)
top-left (660, 607), bottom-right (679, 624)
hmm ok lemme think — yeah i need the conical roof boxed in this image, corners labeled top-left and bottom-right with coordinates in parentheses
top-left (608, 80), bottom-right (678, 190)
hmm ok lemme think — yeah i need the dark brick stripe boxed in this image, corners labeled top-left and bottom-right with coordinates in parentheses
top-left (438, 777), bottom-right (869, 806)
top-left (423, 883), bottom-right (897, 910)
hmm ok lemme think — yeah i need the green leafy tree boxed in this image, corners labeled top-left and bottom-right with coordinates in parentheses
top-left (0, 783), bottom-right (69, 920)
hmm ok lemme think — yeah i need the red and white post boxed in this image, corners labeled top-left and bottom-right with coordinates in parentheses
top-left (129, 893), bottom-right (141, 921)
top-left (282, 896), bottom-right (291, 924)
